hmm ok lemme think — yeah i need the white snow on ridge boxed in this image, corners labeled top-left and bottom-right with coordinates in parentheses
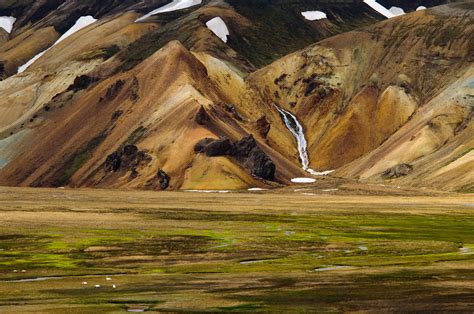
top-left (18, 51), bottom-right (47, 73)
top-left (18, 16), bottom-right (97, 73)
top-left (136, 0), bottom-right (202, 22)
top-left (301, 11), bottom-right (327, 21)
top-left (0, 16), bottom-right (16, 33)
top-left (363, 0), bottom-right (395, 18)
top-left (416, 6), bottom-right (427, 11)
top-left (206, 17), bottom-right (229, 43)
top-left (55, 16), bottom-right (97, 45)
top-left (389, 6), bottom-right (405, 16)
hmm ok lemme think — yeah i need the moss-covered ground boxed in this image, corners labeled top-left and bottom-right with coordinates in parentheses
top-left (0, 187), bottom-right (472, 312)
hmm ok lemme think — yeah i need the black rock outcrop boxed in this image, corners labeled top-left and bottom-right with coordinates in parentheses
top-left (195, 106), bottom-right (210, 125)
top-left (194, 135), bottom-right (276, 181)
top-left (104, 144), bottom-right (152, 174)
top-left (67, 75), bottom-right (98, 92)
top-left (105, 79), bottom-right (125, 101)
top-left (157, 169), bottom-right (170, 190)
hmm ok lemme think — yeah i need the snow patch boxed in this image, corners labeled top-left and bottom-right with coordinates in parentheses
top-left (0, 16), bottom-right (16, 33)
top-left (416, 6), bottom-right (427, 11)
top-left (248, 188), bottom-right (268, 191)
top-left (314, 265), bottom-right (351, 272)
top-left (389, 6), bottom-right (405, 16)
top-left (136, 0), bottom-right (202, 22)
top-left (307, 169), bottom-right (334, 176)
top-left (322, 189), bottom-right (339, 192)
top-left (206, 17), bottom-right (229, 43)
top-left (185, 190), bottom-right (230, 193)
top-left (459, 247), bottom-right (473, 255)
top-left (291, 178), bottom-right (316, 184)
top-left (240, 259), bottom-right (272, 265)
top-left (301, 11), bottom-right (327, 21)
top-left (363, 0), bottom-right (395, 18)
top-left (18, 16), bottom-right (97, 73)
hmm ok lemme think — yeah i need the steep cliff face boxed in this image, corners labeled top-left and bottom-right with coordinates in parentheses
top-left (0, 1), bottom-right (471, 191)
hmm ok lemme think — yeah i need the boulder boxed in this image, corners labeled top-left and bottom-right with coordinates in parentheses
top-left (194, 134), bottom-right (276, 181)
top-left (224, 104), bottom-right (244, 121)
top-left (246, 147), bottom-right (276, 180)
top-left (67, 75), bottom-right (98, 92)
top-left (105, 152), bottom-right (121, 172)
top-left (195, 106), bottom-right (210, 125)
top-left (157, 170), bottom-right (170, 190)
top-left (233, 135), bottom-right (257, 158)
top-left (104, 145), bottom-right (151, 173)
top-left (204, 138), bottom-right (234, 157)
top-left (194, 138), bottom-right (216, 153)
top-left (382, 164), bottom-right (413, 179)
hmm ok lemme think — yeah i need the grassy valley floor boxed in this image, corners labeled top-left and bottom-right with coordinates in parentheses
top-left (0, 187), bottom-right (473, 312)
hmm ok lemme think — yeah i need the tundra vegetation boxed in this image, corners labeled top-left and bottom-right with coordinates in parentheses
top-left (0, 187), bottom-right (472, 312)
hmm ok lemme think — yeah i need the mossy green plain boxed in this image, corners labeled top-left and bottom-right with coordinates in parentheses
top-left (0, 187), bottom-right (472, 312)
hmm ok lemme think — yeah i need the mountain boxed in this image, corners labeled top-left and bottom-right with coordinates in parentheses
top-left (0, 0), bottom-right (472, 192)
top-left (250, 3), bottom-right (474, 192)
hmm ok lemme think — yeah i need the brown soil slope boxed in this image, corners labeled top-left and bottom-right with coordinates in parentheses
top-left (249, 3), bottom-right (474, 191)
top-left (0, 2), bottom-right (472, 192)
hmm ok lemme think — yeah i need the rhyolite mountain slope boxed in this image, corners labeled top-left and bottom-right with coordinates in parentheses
top-left (0, 1), bottom-right (472, 192)
top-left (250, 3), bottom-right (474, 192)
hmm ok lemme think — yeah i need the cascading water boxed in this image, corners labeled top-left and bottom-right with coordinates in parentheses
top-left (274, 104), bottom-right (334, 177)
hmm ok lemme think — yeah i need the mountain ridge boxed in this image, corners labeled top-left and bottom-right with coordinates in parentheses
top-left (0, 1), bottom-right (472, 192)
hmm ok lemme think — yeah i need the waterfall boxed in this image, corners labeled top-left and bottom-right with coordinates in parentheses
top-left (274, 105), bottom-right (334, 176)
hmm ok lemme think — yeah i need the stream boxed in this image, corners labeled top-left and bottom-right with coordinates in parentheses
top-left (274, 105), bottom-right (333, 176)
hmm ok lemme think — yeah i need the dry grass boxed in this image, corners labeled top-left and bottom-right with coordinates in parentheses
top-left (0, 187), bottom-right (472, 312)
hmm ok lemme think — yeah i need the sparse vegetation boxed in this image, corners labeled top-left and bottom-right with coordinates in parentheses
top-left (0, 188), bottom-right (472, 312)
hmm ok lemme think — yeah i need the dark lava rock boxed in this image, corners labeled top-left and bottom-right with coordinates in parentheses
top-left (105, 152), bottom-right (121, 172)
top-left (233, 135), bottom-right (257, 158)
top-left (67, 75), bottom-right (98, 92)
top-left (123, 144), bottom-right (138, 156)
top-left (204, 138), bottom-right (234, 157)
top-left (195, 105), bottom-right (210, 125)
top-left (305, 81), bottom-right (317, 96)
top-left (111, 110), bottom-right (123, 121)
top-left (194, 134), bottom-right (276, 181)
top-left (382, 164), bottom-right (413, 179)
top-left (194, 138), bottom-right (216, 153)
top-left (105, 79), bottom-right (125, 101)
top-left (104, 145), bottom-right (151, 173)
top-left (256, 115), bottom-right (271, 138)
top-left (247, 147), bottom-right (276, 180)
top-left (224, 104), bottom-right (236, 113)
top-left (130, 77), bottom-right (139, 102)
top-left (129, 168), bottom-right (138, 180)
top-left (224, 104), bottom-right (244, 121)
top-left (157, 169), bottom-right (170, 190)
top-left (236, 135), bottom-right (275, 180)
